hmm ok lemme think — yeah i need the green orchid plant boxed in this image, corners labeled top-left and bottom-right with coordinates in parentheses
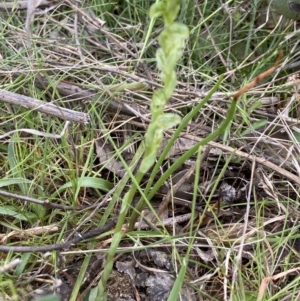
top-left (140, 4), bottom-right (189, 173)
top-left (95, 1), bottom-right (282, 300)
top-left (95, 1), bottom-right (189, 300)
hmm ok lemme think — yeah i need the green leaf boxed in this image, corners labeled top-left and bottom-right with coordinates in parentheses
top-left (164, 3), bottom-right (181, 24)
top-left (156, 48), bottom-right (166, 73)
top-left (78, 177), bottom-right (113, 191)
top-left (14, 253), bottom-right (31, 277)
top-left (159, 23), bottom-right (189, 54)
top-left (88, 286), bottom-right (99, 301)
top-left (156, 113), bottom-right (181, 129)
top-left (0, 178), bottom-right (33, 188)
top-left (240, 119), bottom-right (268, 137)
top-left (163, 70), bottom-right (177, 98)
top-left (233, 291), bottom-right (257, 301)
top-left (51, 177), bottom-right (113, 198)
top-left (151, 89), bottom-right (167, 119)
top-left (8, 141), bottom-right (29, 194)
top-left (149, 2), bottom-right (164, 19)
top-left (0, 206), bottom-right (36, 221)
top-left (149, 1), bottom-right (182, 25)
top-left (0, 177), bottom-right (45, 220)
top-left (35, 296), bottom-right (61, 301)
top-left (248, 100), bottom-right (263, 113)
top-left (139, 148), bottom-right (159, 174)
top-left (293, 130), bottom-right (300, 142)
top-left (167, 257), bottom-right (187, 301)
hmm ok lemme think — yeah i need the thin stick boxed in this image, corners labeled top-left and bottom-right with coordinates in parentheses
top-left (0, 89), bottom-right (90, 124)
top-left (233, 50), bottom-right (283, 101)
top-left (0, 219), bottom-right (116, 253)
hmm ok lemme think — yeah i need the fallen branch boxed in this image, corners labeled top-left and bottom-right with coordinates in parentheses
top-left (0, 89), bottom-right (90, 124)
top-left (33, 75), bottom-right (144, 116)
top-left (0, 218), bottom-right (116, 253)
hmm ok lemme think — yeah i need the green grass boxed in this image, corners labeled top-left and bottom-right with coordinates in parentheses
top-left (0, 0), bottom-right (300, 300)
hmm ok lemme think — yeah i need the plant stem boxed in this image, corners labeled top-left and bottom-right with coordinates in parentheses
top-left (129, 76), bottom-right (224, 230)
top-left (129, 88), bottom-right (237, 230)
top-left (148, 97), bottom-right (237, 200)
top-left (96, 142), bottom-right (145, 300)
top-left (96, 173), bottom-right (143, 300)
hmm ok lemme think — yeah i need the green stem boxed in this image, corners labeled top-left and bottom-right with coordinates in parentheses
top-left (148, 98), bottom-right (237, 200)
top-left (129, 91), bottom-right (237, 230)
top-left (97, 171), bottom-right (144, 300)
top-left (128, 76), bottom-right (224, 230)
top-left (96, 140), bottom-right (145, 300)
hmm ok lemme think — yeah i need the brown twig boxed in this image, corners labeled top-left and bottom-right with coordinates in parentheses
top-left (33, 75), bottom-right (146, 117)
top-left (257, 267), bottom-right (300, 301)
top-left (0, 218), bottom-right (116, 253)
top-left (233, 50), bottom-right (283, 101)
top-left (0, 224), bottom-right (59, 243)
top-left (0, 89), bottom-right (90, 124)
